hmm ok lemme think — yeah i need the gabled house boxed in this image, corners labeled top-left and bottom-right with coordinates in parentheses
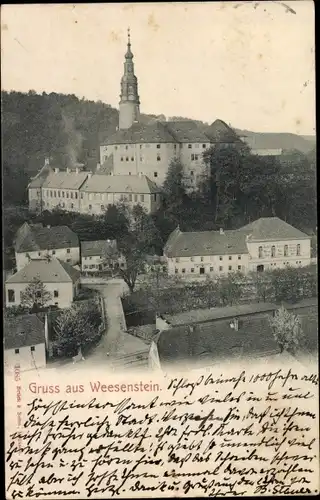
top-left (5, 258), bottom-right (81, 309)
top-left (163, 217), bottom-right (311, 277)
top-left (4, 314), bottom-right (46, 372)
top-left (80, 239), bottom-right (126, 272)
top-left (14, 223), bottom-right (79, 271)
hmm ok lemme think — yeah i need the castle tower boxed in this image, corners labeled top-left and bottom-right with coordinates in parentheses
top-left (119, 28), bottom-right (140, 130)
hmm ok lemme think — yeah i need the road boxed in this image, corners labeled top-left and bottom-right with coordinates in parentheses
top-left (46, 278), bottom-right (150, 373)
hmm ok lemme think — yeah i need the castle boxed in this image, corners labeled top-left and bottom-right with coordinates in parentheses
top-left (28, 29), bottom-right (249, 214)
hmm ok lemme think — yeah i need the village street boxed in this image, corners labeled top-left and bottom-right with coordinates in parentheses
top-left (45, 278), bottom-right (150, 374)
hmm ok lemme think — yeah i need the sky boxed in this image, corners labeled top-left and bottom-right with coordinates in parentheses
top-left (1, 2), bottom-right (315, 135)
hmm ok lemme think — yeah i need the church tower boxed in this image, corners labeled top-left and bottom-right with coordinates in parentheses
top-left (119, 28), bottom-right (140, 130)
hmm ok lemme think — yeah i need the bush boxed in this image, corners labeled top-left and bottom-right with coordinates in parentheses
top-left (269, 306), bottom-right (305, 354)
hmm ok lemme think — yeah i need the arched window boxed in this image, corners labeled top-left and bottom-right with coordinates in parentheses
top-left (284, 245), bottom-right (288, 257)
top-left (258, 246), bottom-right (263, 259)
top-left (271, 245), bottom-right (276, 258)
top-left (297, 244), bottom-right (301, 256)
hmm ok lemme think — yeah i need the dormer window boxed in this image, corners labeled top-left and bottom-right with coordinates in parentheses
top-left (188, 144), bottom-right (192, 149)
top-left (156, 144), bottom-right (161, 149)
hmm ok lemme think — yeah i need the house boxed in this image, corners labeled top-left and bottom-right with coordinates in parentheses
top-left (14, 223), bottom-right (80, 271)
top-left (5, 258), bottom-right (81, 309)
top-left (238, 217), bottom-right (311, 272)
top-left (164, 226), bottom-right (249, 277)
top-left (80, 239), bottom-right (126, 272)
top-left (164, 217), bottom-right (311, 277)
top-left (149, 303), bottom-right (282, 369)
top-left (4, 314), bottom-right (47, 372)
top-left (79, 173), bottom-right (161, 214)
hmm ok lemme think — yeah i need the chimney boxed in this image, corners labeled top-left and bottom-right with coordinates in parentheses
top-left (97, 163), bottom-right (101, 171)
top-left (75, 167), bottom-right (79, 174)
top-left (138, 172), bottom-right (143, 177)
top-left (219, 228), bottom-right (224, 235)
top-left (47, 225), bottom-right (51, 229)
top-left (54, 168), bottom-right (59, 174)
top-left (87, 171), bottom-right (92, 179)
top-left (66, 167), bottom-right (71, 174)
top-left (110, 172), bottom-right (114, 176)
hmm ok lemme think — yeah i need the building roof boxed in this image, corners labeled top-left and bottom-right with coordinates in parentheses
top-left (28, 164), bottom-right (53, 189)
top-left (239, 217), bottom-right (310, 241)
top-left (4, 314), bottom-right (45, 350)
top-left (156, 313), bottom-right (280, 365)
top-left (14, 223), bottom-right (79, 253)
top-left (164, 227), bottom-right (248, 258)
top-left (42, 170), bottom-right (88, 190)
top-left (80, 174), bottom-right (160, 194)
top-left (165, 121), bottom-right (210, 143)
top-left (205, 119), bottom-right (242, 143)
top-left (103, 121), bottom-right (176, 145)
top-left (6, 258), bottom-right (80, 284)
top-left (81, 239), bottom-right (117, 258)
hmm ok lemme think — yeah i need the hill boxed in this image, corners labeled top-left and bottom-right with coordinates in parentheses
top-left (234, 128), bottom-right (315, 154)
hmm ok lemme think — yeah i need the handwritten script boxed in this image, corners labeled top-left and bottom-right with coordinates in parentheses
top-left (5, 365), bottom-right (319, 498)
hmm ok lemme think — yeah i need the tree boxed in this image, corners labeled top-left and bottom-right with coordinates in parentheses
top-left (217, 272), bottom-right (243, 306)
top-left (20, 277), bottom-right (52, 311)
top-left (54, 300), bottom-right (102, 357)
top-left (117, 233), bottom-right (147, 293)
top-left (251, 270), bottom-right (273, 303)
top-left (162, 158), bottom-right (187, 208)
top-left (269, 306), bottom-right (305, 354)
top-left (131, 204), bottom-right (163, 253)
top-left (271, 267), bottom-right (305, 304)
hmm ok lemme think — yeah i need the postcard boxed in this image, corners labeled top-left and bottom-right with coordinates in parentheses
top-left (2, 2), bottom-right (318, 498)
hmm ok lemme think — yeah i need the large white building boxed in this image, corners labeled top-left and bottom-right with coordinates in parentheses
top-left (164, 217), bottom-right (311, 277)
top-left (5, 258), bottom-right (81, 309)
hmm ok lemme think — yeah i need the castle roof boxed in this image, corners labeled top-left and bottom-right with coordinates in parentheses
top-left (165, 121), bottom-right (210, 143)
top-left (14, 223), bottom-right (79, 253)
top-left (238, 217), bottom-right (310, 241)
top-left (103, 121), bottom-right (176, 145)
top-left (42, 170), bottom-right (88, 190)
top-left (204, 119), bottom-right (242, 143)
top-left (6, 258), bottom-right (80, 284)
top-left (80, 174), bottom-right (160, 194)
top-left (164, 227), bottom-right (248, 258)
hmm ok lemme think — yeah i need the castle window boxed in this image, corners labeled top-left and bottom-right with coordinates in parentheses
top-left (238, 265), bottom-right (241, 270)
top-left (195, 154), bottom-right (199, 160)
top-left (175, 258), bottom-right (180, 263)
top-left (15, 348), bottom-right (20, 354)
top-left (134, 194), bottom-right (138, 202)
top-left (52, 250), bottom-right (56, 255)
top-left (125, 145), bottom-right (128, 150)
top-left (190, 257), bottom-right (194, 262)
top-left (174, 144), bottom-right (177, 149)
top-left (75, 192), bottom-right (78, 199)
top-left (182, 268), bottom-right (186, 274)
top-left (101, 205), bottom-right (104, 211)
top-left (258, 246), bottom-right (263, 258)
top-left (62, 191), bottom-right (65, 198)
top-left (200, 257), bottom-right (204, 262)
top-left (140, 145), bottom-right (142, 149)
top-left (89, 204), bottom-right (92, 210)
top-left (115, 146), bottom-right (118, 150)
top-left (228, 265), bottom-right (232, 271)
top-left (131, 157), bottom-right (134, 161)
top-left (190, 171), bottom-right (194, 176)
top-left (54, 290), bottom-right (59, 298)
top-left (284, 245), bottom-right (288, 257)
top-left (191, 154), bottom-right (195, 161)
top-left (126, 157), bottom-right (129, 161)
top-left (202, 144), bottom-right (206, 148)
top-left (271, 245), bottom-right (276, 258)
top-left (238, 255), bottom-right (241, 260)
top-left (70, 192), bottom-right (74, 199)
top-left (140, 195), bottom-right (145, 202)
top-left (219, 256), bottom-right (223, 261)
top-left (58, 191), bottom-right (61, 197)
top-left (71, 203), bottom-right (74, 209)
top-left (128, 194), bottom-right (133, 202)
top-left (175, 268), bottom-right (178, 274)
top-left (157, 155), bottom-right (161, 161)
top-left (66, 192), bottom-right (69, 198)
top-left (54, 191), bottom-right (57, 197)
top-left (157, 144), bottom-right (161, 149)
top-left (229, 256), bottom-right (232, 260)
top-left (128, 172), bottom-right (131, 175)
top-left (297, 244), bottom-right (301, 256)
top-left (50, 190), bottom-right (53, 197)
top-left (154, 172), bottom-right (158, 178)
top-left (140, 157), bottom-right (143, 162)
top-left (188, 144), bottom-right (192, 149)
top-left (120, 157), bottom-right (123, 161)
top-left (219, 266), bottom-right (223, 271)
